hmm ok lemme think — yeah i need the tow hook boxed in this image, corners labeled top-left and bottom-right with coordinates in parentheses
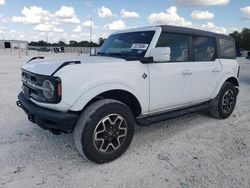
top-left (28, 114), bottom-right (34, 122)
top-left (16, 101), bottom-right (21, 108)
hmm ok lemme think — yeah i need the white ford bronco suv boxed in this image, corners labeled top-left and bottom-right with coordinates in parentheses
top-left (17, 25), bottom-right (239, 163)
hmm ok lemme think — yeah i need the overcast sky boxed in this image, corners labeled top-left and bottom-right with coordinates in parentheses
top-left (0, 0), bottom-right (249, 43)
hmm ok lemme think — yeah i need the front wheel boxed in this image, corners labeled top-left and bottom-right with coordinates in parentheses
top-left (210, 82), bottom-right (238, 119)
top-left (74, 99), bottom-right (135, 163)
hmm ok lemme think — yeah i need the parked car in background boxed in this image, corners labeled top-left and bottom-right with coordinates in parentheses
top-left (38, 47), bottom-right (50, 52)
top-left (53, 47), bottom-right (65, 53)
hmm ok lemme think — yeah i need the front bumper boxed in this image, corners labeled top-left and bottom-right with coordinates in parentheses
top-left (17, 92), bottom-right (79, 133)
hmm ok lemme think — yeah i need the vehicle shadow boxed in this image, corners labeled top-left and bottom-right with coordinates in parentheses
top-left (132, 111), bottom-right (211, 148)
top-left (14, 111), bottom-right (214, 167)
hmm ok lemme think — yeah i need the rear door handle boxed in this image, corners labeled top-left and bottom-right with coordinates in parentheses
top-left (182, 69), bottom-right (193, 75)
top-left (212, 67), bottom-right (220, 72)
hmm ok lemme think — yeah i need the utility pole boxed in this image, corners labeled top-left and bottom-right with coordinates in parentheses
top-left (46, 32), bottom-right (48, 43)
top-left (89, 17), bottom-right (92, 56)
top-left (3, 38), bottom-right (5, 52)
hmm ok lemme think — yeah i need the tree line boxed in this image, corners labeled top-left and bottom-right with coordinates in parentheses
top-left (229, 28), bottom-right (250, 50)
top-left (29, 37), bottom-right (106, 47)
top-left (28, 28), bottom-right (250, 50)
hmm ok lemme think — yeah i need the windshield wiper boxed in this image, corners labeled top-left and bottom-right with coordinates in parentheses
top-left (108, 53), bottom-right (127, 57)
top-left (97, 52), bottom-right (106, 56)
top-left (97, 52), bottom-right (147, 61)
top-left (97, 52), bottom-right (127, 59)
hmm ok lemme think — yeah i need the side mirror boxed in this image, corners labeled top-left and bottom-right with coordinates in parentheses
top-left (148, 47), bottom-right (171, 62)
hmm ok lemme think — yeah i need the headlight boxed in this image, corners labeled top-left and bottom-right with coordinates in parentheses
top-left (42, 80), bottom-right (55, 100)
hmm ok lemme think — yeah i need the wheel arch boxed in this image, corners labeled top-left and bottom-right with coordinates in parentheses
top-left (84, 90), bottom-right (142, 117)
top-left (212, 76), bottom-right (239, 98)
top-left (225, 77), bottom-right (239, 87)
top-left (70, 86), bottom-right (143, 117)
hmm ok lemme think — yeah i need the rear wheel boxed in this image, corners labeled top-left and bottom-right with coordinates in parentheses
top-left (74, 99), bottom-right (135, 163)
top-left (210, 82), bottom-right (238, 119)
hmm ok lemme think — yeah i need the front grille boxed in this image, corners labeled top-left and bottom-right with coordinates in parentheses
top-left (22, 72), bottom-right (37, 82)
top-left (21, 70), bottom-right (46, 102)
top-left (21, 70), bottom-right (61, 104)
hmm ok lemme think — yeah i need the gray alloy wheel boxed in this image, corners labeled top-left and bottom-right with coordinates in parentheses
top-left (209, 82), bottom-right (237, 119)
top-left (221, 89), bottom-right (235, 113)
top-left (93, 114), bottom-right (127, 153)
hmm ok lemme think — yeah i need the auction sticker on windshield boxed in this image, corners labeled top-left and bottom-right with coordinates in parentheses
top-left (131, 43), bottom-right (149, 50)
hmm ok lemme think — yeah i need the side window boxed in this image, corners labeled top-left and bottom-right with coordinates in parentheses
top-left (156, 33), bottom-right (189, 62)
top-left (193, 36), bottom-right (216, 61)
top-left (219, 39), bottom-right (236, 59)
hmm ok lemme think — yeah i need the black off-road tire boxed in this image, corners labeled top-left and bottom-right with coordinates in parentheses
top-left (74, 99), bottom-right (135, 164)
top-left (210, 82), bottom-right (238, 119)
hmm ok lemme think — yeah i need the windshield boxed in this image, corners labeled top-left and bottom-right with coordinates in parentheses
top-left (98, 31), bottom-right (155, 59)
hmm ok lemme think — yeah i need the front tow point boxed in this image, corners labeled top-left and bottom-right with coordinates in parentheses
top-left (16, 101), bottom-right (21, 108)
top-left (28, 114), bottom-right (34, 122)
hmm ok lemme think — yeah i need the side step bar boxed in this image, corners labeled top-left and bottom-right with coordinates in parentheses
top-left (136, 102), bottom-right (212, 126)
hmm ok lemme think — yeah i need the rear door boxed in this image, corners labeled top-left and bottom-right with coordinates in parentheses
top-left (149, 33), bottom-right (194, 113)
top-left (192, 36), bottom-right (222, 102)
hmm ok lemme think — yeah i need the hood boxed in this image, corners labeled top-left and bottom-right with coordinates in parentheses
top-left (22, 55), bottom-right (126, 76)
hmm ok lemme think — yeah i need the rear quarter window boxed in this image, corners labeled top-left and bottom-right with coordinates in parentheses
top-left (193, 36), bottom-right (216, 61)
top-left (219, 39), bottom-right (236, 59)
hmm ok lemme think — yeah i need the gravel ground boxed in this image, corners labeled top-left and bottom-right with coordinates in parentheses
top-left (0, 52), bottom-right (250, 188)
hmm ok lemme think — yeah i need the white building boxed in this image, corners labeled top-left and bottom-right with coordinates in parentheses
top-left (0, 40), bottom-right (28, 51)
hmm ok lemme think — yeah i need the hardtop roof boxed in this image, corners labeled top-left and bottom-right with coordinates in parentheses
top-left (160, 25), bottom-right (233, 40)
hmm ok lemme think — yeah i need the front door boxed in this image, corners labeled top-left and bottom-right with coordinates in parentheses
top-left (149, 32), bottom-right (194, 113)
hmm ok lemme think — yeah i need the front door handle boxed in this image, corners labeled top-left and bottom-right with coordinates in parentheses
top-left (212, 67), bottom-right (220, 72)
top-left (182, 69), bottom-right (193, 75)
